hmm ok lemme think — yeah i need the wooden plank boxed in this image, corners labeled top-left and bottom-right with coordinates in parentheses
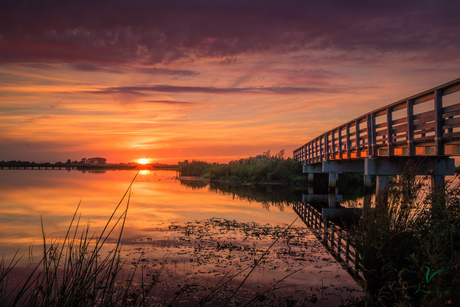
top-left (358, 116), bottom-right (367, 124)
top-left (392, 126), bottom-right (408, 135)
top-left (444, 131), bottom-right (460, 139)
top-left (392, 117), bottom-right (408, 125)
top-left (443, 82), bottom-right (460, 96)
top-left (392, 121), bottom-right (407, 129)
top-left (443, 110), bottom-right (460, 119)
top-left (374, 122), bottom-right (387, 129)
top-left (444, 117), bottom-right (460, 126)
top-left (375, 109), bottom-right (387, 117)
top-left (392, 101), bottom-right (408, 112)
top-left (414, 122), bottom-right (435, 131)
top-left (413, 92), bottom-right (435, 105)
top-left (413, 110), bottom-right (435, 121)
top-left (358, 126), bottom-right (367, 134)
top-left (414, 132), bottom-right (435, 140)
top-left (375, 129), bottom-right (390, 137)
top-left (443, 103), bottom-right (460, 113)
top-left (392, 140), bottom-right (408, 146)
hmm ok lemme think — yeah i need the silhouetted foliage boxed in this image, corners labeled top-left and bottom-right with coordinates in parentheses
top-left (354, 175), bottom-right (460, 306)
top-left (178, 150), bottom-right (307, 183)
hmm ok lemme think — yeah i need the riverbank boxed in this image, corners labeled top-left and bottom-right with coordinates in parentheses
top-left (0, 161), bottom-right (178, 171)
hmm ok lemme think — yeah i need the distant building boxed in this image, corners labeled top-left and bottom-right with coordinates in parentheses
top-left (87, 157), bottom-right (107, 165)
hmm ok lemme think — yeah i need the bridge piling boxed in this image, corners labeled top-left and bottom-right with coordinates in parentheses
top-left (376, 175), bottom-right (390, 204)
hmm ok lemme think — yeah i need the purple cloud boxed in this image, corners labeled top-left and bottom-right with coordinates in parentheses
top-left (1, 0), bottom-right (459, 65)
top-left (89, 84), bottom-right (346, 95)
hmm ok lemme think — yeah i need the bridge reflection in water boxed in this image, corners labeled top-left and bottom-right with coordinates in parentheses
top-left (180, 178), bottom-right (368, 282)
top-left (293, 201), bottom-right (363, 282)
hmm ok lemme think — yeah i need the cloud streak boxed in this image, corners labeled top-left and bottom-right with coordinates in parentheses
top-left (91, 85), bottom-right (346, 95)
top-left (1, 0), bottom-right (459, 66)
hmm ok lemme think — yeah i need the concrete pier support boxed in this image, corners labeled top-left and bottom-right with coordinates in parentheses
top-left (328, 173), bottom-right (338, 191)
top-left (308, 173), bottom-right (314, 184)
top-left (363, 174), bottom-right (373, 210)
top-left (376, 175), bottom-right (390, 204)
top-left (365, 156), bottom-right (455, 195)
top-left (431, 175), bottom-right (445, 189)
top-left (363, 175), bottom-right (372, 188)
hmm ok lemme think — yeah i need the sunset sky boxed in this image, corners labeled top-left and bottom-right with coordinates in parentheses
top-left (1, 0), bottom-right (460, 164)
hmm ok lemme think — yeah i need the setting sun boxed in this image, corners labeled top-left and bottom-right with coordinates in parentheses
top-left (137, 158), bottom-right (150, 165)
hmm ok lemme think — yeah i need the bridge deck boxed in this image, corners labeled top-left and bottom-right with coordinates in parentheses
top-left (294, 78), bottom-right (460, 165)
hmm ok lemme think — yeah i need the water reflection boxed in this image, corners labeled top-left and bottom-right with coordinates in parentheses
top-left (180, 179), bottom-right (311, 211)
top-left (0, 170), bottom-right (304, 261)
top-left (0, 169), bottom-right (363, 304)
top-left (179, 177), bottom-right (369, 219)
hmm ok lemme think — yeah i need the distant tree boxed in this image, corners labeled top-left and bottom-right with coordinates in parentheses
top-left (65, 159), bottom-right (71, 164)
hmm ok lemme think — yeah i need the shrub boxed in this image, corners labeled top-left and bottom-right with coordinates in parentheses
top-left (354, 174), bottom-right (460, 306)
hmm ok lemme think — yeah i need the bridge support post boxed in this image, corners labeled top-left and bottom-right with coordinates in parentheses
top-left (308, 173), bottom-right (314, 184)
top-left (376, 175), bottom-right (390, 205)
top-left (431, 175), bottom-right (447, 208)
top-left (363, 175), bottom-right (372, 188)
top-left (431, 175), bottom-right (445, 188)
top-left (365, 156), bottom-right (455, 206)
top-left (363, 175), bottom-right (373, 210)
top-left (328, 173), bottom-right (338, 191)
top-left (328, 193), bottom-right (338, 208)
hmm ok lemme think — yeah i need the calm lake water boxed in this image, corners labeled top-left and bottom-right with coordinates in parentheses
top-left (0, 169), bottom-right (362, 305)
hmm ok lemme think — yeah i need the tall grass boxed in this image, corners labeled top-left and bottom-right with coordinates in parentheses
top-left (0, 172), bottom-right (139, 306)
top-left (353, 174), bottom-right (460, 306)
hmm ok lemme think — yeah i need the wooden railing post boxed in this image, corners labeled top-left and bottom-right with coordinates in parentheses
top-left (346, 124), bottom-right (351, 159)
top-left (387, 107), bottom-right (394, 156)
top-left (435, 89), bottom-right (444, 155)
top-left (324, 133), bottom-right (329, 161)
top-left (338, 127), bottom-right (343, 159)
top-left (407, 99), bottom-right (415, 156)
top-left (331, 130), bottom-right (336, 159)
top-left (355, 120), bottom-right (361, 157)
top-left (367, 113), bottom-right (376, 156)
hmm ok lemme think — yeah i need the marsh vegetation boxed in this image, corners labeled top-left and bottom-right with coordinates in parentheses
top-left (352, 175), bottom-right (460, 306)
top-left (178, 150), bottom-right (306, 183)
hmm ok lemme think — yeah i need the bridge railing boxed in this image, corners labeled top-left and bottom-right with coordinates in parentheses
top-left (293, 202), bottom-right (363, 281)
top-left (294, 78), bottom-right (460, 164)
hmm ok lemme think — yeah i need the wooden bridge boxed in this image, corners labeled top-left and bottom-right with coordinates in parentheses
top-left (294, 78), bottom-right (460, 199)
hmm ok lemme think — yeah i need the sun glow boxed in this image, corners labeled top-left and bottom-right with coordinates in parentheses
top-left (137, 158), bottom-right (150, 165)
